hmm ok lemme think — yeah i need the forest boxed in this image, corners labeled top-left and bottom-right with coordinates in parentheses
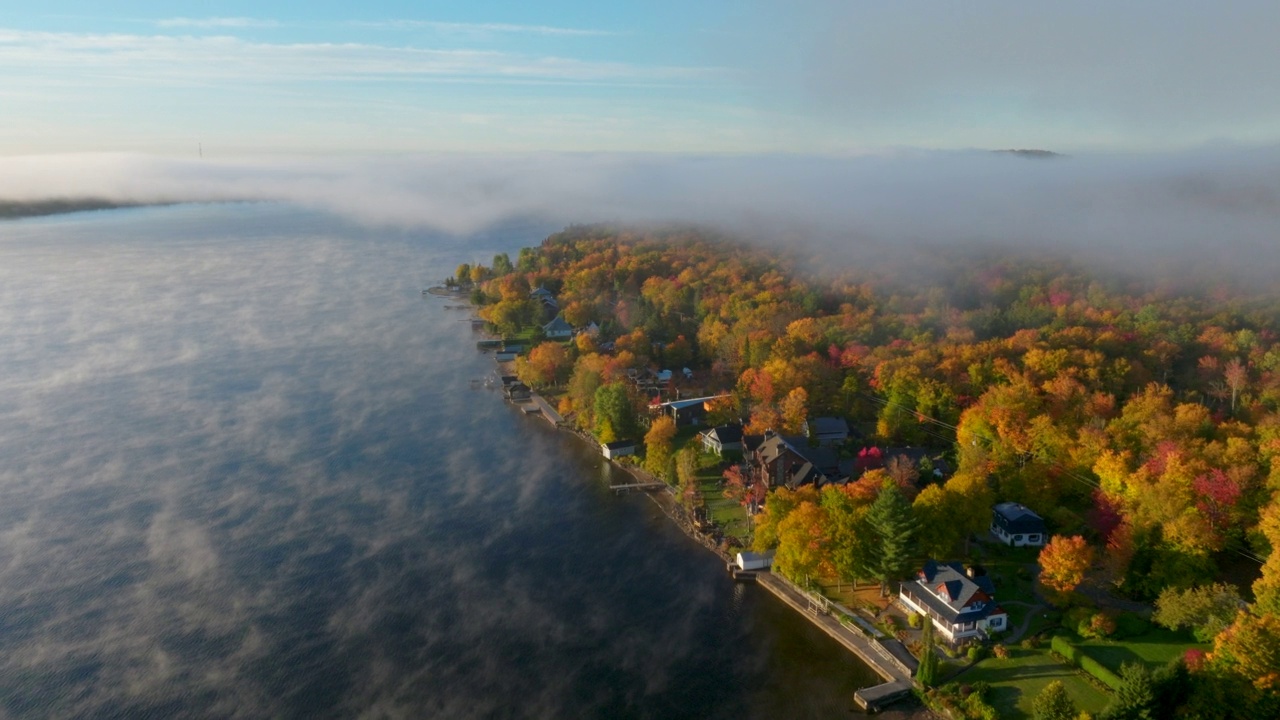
top-left (458, 224), bottom-right (1280, 719)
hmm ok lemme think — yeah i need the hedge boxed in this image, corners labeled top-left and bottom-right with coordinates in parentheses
top-left (1051, 635), bottom-right (1123, 691)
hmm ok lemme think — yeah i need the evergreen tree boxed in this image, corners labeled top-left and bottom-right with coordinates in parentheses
top-left (864, 483), bottom-right (917, 596)
top-left (916, 615), bottom-right (939, 686)
top-left (1101, 662), bottom-right (1157, 720)
top-left (1032, 680), bottom-right (1077, 720)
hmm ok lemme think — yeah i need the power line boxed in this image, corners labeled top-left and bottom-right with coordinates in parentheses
top-left (858, 390), bottom-right (1266, 566)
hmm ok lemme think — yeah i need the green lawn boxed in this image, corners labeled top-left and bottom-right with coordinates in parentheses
top-left (960, 647), bottom-right (1110, 719)
top-left (1075, 627), bottom-right (1207, 674)
top-left (692, 450), bottom-right (750, 541)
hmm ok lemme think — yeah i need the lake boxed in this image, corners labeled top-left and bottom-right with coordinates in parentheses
top-left (0, 204), bottom-right (901, 718)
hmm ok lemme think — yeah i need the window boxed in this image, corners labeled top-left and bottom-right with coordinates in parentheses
top-left (1028, 534), bottom-right (1040, 543)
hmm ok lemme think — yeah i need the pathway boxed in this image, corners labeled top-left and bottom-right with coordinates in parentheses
top-left (1000, 600), bottom-right (1047, 643)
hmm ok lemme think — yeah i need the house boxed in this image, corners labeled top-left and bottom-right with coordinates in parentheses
top-left (701, 424), bottom-right (744, 456)
top-left (542, 315), bottom-right (574, 339)
top-left (991, 502), bottom-right (1048, 547)
top-left (807, 417), bottom-right (850, 446)
top-left (504, 382), bottom-right (531, 401)
top-left (752, 431), bottom-right (841, 490)
top-left (583, 321), bottom-right (601, 337)
top-left (601, 440), bottom-right (637, 460)
top-left (658, 395), bottom-right (729, 426)
top-left (898, 561), bottom-right (1008, 644)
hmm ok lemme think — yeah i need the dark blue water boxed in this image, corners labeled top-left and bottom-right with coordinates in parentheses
top-left (0, 205), bottom-right (891, 718)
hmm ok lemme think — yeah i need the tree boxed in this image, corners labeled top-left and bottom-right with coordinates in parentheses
top-left (644, 415), bottom-right (677, 481)
top-left (515, 342), bottom-right (571, 389)
top-left (865, 483), bottom-right (918, 596)
top-left (676, 448), bottom-right (701, 511)
top-left (593, 383), bottom-right (635, 442)
top-left (1032, 680), bottom-right (1077, 720)
top-left (1153, 583), bottom-right (1245, 642)
top-left (779, 386), bottom-right (809, 435)
top-left (1209, 610), bottom-right (1280, 692)
top-left (821, 485), bottom-right (875, 585)
top-left (491, 252), bottom-right (513, 276)
top-left (1101, 662), bottom-right (1157, 720)
top-left (944, 471), bottom-right (996, 554)
top-left (1039, 535), bottom-right (1094, 597)
top-left (913, 484), bottom-right (965, 558)
top-left (455, 262), bottom-right (472, 285)
top-left (916, 615), bottom-right (939, 687)
top-left (774, 501), bottom-right (830, 583)
top-left (752, 486), bottom-right (819, 551)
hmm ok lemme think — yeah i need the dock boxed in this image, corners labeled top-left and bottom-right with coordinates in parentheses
top-left (753, 572), bottom-right (917, 712)
top-left (608, 481), bottom-right (668, 494)
top-left (853, 681), bottom-right (913, 711)
top-left (530, 395), bottom-right (564, 426)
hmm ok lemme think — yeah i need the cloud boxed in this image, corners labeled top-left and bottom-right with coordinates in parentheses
top-left (354, 19), bottom-right (618, 37)
top-left (0, 28), bottom-right (716, 86)
top-left (155, 17), bottom-right (280, 29)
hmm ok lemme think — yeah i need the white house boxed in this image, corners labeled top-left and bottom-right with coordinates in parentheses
top-left (990, 502), bottom-right (1048, 547)
top-left (898, 561), bottom-right (1008, 644)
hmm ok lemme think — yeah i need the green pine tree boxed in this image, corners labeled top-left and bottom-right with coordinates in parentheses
top-left (864, 483), bottom-right (918, 596)
top-left (916, 615), bottom-right (939, 687)
top-left (1102, 662), bottom-right (1158, 720)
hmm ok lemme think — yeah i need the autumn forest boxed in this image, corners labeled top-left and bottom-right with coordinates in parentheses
top-left (460, 225), bottom-right (1280, 718)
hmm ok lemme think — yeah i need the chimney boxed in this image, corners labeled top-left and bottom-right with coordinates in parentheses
top-left (966, 566), bottom-right (976, 579)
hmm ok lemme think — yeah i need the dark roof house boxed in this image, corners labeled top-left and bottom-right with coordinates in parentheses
top-left (542, 315), bottom-right (574, 339)
top-left (897, 561), bottom-right (1008, 643)
top-left (990, 502), bottom-right (1047, 547)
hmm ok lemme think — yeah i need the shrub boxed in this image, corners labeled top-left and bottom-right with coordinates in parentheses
top-left (1051, 635), bottom-right (1122, 690)
top-left (1021, 634), bottom-right (1042, 650)
top-left (993, 643), bottom-right (1010, 659)
top-left (967, 645), bottom-right (987, 662)
top-left (907, 611), bottom-right (923, 628)
top-left (1077, 611), bottom-right (1118, 640)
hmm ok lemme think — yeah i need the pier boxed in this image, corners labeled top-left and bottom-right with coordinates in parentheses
top-left (753, 571), bottom-right (917, 712)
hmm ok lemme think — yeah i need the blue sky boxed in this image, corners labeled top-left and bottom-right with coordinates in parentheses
top-left (2, 1), bottom-right (1279, 155)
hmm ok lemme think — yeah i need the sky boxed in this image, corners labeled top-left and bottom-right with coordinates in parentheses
top-left (3, 1), bottom-right (1280, 155)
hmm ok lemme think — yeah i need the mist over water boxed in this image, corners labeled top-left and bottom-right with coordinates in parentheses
top-left (0, 205), bottom-right (887, 718)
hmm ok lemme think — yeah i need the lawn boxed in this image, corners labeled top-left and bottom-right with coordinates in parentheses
top-left (1074, 626), bottom-right (1208, 674)
top-left (691, 451), bottom-right (750, 541)
top-left (960, 647), bottom-right (1111, 719)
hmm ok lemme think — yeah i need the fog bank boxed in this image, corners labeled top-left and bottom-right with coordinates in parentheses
top-left (3, 148), bottom-right (1279, 281)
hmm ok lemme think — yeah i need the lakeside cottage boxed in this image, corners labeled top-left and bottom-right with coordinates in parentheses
top-left (990, 502), bottom-right (1047, 547)
top-left (897, 561), bottom-right (1008, 644)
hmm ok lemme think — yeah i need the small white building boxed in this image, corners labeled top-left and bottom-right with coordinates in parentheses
top-left (601, 440), bottom-right (636, 460)
top-left (990, 502), bottom-right (1048, 547)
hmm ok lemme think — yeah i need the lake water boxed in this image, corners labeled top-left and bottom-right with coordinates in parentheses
top-left (0, 204), bottom-right (898, 718)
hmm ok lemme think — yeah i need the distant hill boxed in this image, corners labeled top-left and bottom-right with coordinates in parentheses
top-left (993, 149), bottom-right (1064, 159)
top-left (0, 198), bottom-right (153, 220)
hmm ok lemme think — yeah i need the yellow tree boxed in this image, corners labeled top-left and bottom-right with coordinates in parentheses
top-left (644, 415), bottom-right (677, 481)
top-left (913, 484), bottom-right (965, 558)
top-left (774, 500), bottom-right (832, 584)
top-left (779, 387), bottom-right (809, 435)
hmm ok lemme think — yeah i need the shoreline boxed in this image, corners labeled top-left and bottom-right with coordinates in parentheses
top-left (441, 286), bottom-right (930, 716)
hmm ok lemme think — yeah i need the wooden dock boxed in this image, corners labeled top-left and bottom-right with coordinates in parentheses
top-left (853, 680), bottom-right (913, 711)
top-left (608, 481), bottom-right (667, 493)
